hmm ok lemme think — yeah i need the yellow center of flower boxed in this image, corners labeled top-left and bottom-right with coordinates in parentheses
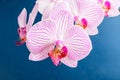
top-left (48, 41), bottom-right (68, 66)
top-left (53, 47), bottom-right (62, 57)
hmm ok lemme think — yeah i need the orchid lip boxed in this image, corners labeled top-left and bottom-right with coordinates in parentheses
top-left (16, 40), bottom-right (25, 46)
top-left (102, 1), bottom-right (111, 12)
top-left (17, 27), bottom-right (27, 46)
top-left (48, 40), bottom-right (68, 66)
top-left (104, 1), bottom-right (111, 9)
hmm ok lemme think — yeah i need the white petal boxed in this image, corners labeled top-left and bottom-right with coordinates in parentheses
top-left (61, 57), bottom-right (78, 68)
top-left (42, 2), bottom-right (70, 20)
top-left (86, 28), bottom-right (99, 35)
top-left (29, 52), bottom-right (48, 61)
top-left (64, 0), bottom-right (79, 15)
top-left (27, 3), bottom-right (38, 31)
top-left (41, 3), bottom-right (55, 20)
top-left (18, 8), bottom-right (27, 27)
top-left (36, 0), bottom-right (53, 14)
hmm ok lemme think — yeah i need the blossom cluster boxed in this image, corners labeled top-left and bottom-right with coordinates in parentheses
top-left (17, 0), bottom-right (120, 68)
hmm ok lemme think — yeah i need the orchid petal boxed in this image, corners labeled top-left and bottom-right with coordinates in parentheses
top-left (61, 57), bottom-right (78, 68)
top-left (18, 8), bottom-right (27, 28)
top-left (65, 0), bottom-right (79, 15)
top-left (36, 0), bottom-right (53, 14)
top-left (29, 53), bottom-right (48, 61)
top-left (26, 20), bottom-right (56, 57)
top-left (27, 3), bottom-right (38, 31)
top-left (64, 25), bottom-right (92, 61)
top-left (86, 28), bottom-right (99, 35)
top-left (49, 10), bottom-right (73, 40)
top-left (41, 3), bottom-right (55, 20)
top-left (28, 44), bottom-right (52, 61)
top-left (42, 2), bottom-right (70, 20)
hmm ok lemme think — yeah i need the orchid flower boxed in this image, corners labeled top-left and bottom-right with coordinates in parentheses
top-left (16, 3), bottom-right (38, 46)
top-left (26, 10), bottom-right (92, 68)
top-left (91, 0), bottom-right (120, 17)
top-left (63, 0), bottom-right (104, 35)
top-left (98, 0), bottom-right (120, 17)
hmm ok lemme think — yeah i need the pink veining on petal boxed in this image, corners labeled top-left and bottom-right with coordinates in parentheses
top-left (26, 20), bottom-right (56, 61)
top-left (64, 25), bottom-right (92, 61)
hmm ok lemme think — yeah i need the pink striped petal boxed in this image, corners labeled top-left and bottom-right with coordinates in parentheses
top-left (18, 8), bottom-right (27, 28)
top-left (49, 10), bottom-right (74, 40)
top-left (61, 57), bottom-right (78, 68)
top-left (64, 25), bottom-right (92, 61)
top-left (29, 44), bottom-right (53, 61)
top-left (26, 20), bottom-right (56, 59)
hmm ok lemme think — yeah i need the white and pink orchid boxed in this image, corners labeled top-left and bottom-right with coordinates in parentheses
top-left (92, 0), bottom-right (120, 17)
top-left (16, 3), bottom-right (38, 46)
top-left (64, 0), bottom-right (104, 35)
top-left (26, 10), bottom-right (92, 67)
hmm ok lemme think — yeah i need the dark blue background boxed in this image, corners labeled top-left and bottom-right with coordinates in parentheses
top-left (0, 0), bottom-right (120, 80)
